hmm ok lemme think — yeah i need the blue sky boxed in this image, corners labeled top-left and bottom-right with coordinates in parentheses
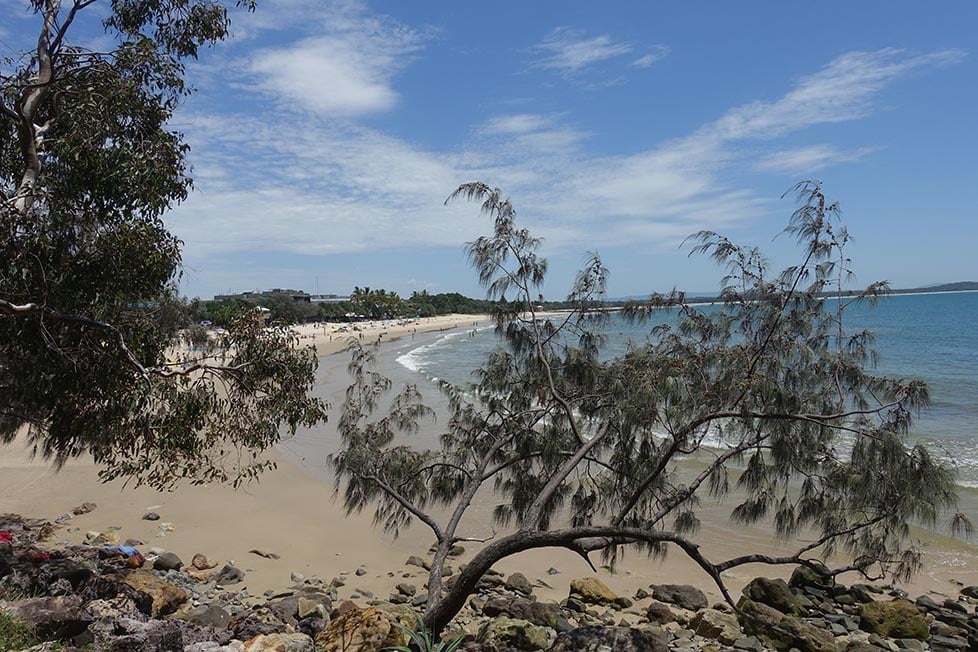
top-left (8, 0), bottom-right (977, 299)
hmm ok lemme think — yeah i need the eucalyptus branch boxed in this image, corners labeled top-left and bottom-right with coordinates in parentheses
top-left (50, 0), bottom-right (100, 55)
top-left (1, 298), bottom-right (257, 382)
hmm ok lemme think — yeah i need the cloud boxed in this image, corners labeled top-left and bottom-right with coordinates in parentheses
top-left (480, 114), bottom-right (554, 135)
top-left (530, 27), bottom-right (669, 76)
top-left (531, 27), bottom-right (635, 74)
top-left (168, 48), bottom-right (965, 274)
top-left (756, 144), bottom-right (879, 175)
top-left (704, 48), bottom-right (965, 142)
top-left (632, 45), bottom-right (671, 69)
top-left (246, 3), bottom-right (425, 116)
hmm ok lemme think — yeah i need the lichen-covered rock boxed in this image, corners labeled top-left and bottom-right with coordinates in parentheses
top-left (242, 633), bottom-right (315, 651)
top-left (650, 584), bottom-right (708, 611)
top-left (482, 597), bottom-right (559, 628)
top-left (314, 606), bottom-right (410, 652)
top-left (858, 599), bottom-right (928, 640)
top-left (548, 626), bottom-right (669, 652)
top-left (476, 617), bottom-right (551, 651)
top-left (79, 575), bottom-right (154, 616)
top-left (88, 616), bottom-right (186, 651)
top-left (737, 597), bottom-right (838, 652)
top-left (115, 569), bottom-right (189, 617)
top-left (569, 577), bottom-right (618, 605)
top-left (41, 557), bottom-right (95, 588)
top-left (742, 577), bottom-right (803, 616)
top-left (690, 608), bottom-right (742, 645)
top-left (172, 604), bottom-right (232, 630)
top-left (230, 608), bottom-right (290, 640)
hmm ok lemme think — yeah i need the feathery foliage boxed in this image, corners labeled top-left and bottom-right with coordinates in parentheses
top-left (334, 182), bottom-right (968, 635)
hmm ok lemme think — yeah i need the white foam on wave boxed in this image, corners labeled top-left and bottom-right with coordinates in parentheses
top-left (396, 330), bottom-right (466, 375)
top-left (396, 344), bottom-right (432, 373)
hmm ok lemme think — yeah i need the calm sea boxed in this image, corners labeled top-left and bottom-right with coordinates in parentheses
top-left (397, 291), bottom-right (978, 488)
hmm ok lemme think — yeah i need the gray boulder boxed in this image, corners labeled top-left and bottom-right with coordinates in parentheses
top-left (6, 595), bottom-right (93, 640)
top-left (690, 608), bottom-right (742, 645)
top-left (153, 552), bottom-right (183, 572)
top-left (173, 604), bottom-right (231, 630)
top-left (742, 577), bottom-right (803, 616)
top-left (548, 626), bottom-right (669, 652)
top-left (78, 575), bottom-right (154, 616)
top-left (645, 601), bottom-right (675, 624)
top-left (737, 597), bottom-right (838, 652)
top-left (788, 563), bottom-right (834, 590)
top-left (214, 564), bottom-right (245, 586)
top-left (476, 617), bottom-right (551, 651)
top-left (650, 584), bottom-right (708, 611)
top-left (482, 596), bottom-right (560, 628)
top-left (505, 572), bottom-right (534, 595)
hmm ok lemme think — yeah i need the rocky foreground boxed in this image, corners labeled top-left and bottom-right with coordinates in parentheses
top-left (1, 512), bottom-right (977, 652)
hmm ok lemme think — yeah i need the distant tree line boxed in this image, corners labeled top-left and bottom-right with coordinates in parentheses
top-left (179, 280), bottom-right (978, 328)
top-left (182, 289), bottom-right (495, 326)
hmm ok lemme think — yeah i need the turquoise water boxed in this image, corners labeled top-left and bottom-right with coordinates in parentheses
top-left (397, 291), bottom-right (978, 487)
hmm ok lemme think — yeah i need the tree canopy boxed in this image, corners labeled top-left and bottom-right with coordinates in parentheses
top-left (0, 0), bottom-right (326, 487)
top-left (332, 181), bottom-right (970, 635)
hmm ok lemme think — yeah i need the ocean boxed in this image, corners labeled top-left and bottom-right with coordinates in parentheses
top-left (275, 291), bottom-right (978, 592)
top-left (397, 291), bottom-right (978, 489)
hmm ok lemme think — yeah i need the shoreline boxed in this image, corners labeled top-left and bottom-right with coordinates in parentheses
top-left (3, 317), bottom-right (978, 612)
top-left (288, 312), bottom-right (491, 358)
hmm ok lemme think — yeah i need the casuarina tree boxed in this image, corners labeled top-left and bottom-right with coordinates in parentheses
top-left (0, 0), bottom-right (327, 487)
top-left (331, 181), bottom-right (970, 635)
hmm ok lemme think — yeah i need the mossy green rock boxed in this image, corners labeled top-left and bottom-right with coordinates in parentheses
top-left (858, 599), bottom-right (928, 640)
top-left (743, 577), bottom-right (803, 616)
top-left (737, 597), bottom-right (838, 652)
top-left (788, 563), bottom-right (834, 590)
top-left (477, 617), bottom-right (551, 651)
top-left (569, 577), bottom-right (618, 605)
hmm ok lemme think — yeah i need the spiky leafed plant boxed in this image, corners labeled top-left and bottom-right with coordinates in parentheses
top-left (331, 180), bottom-right (969, 635)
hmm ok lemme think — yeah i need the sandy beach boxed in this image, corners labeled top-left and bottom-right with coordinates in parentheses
top-left (288, 313), bottom-right (489, 357)
top-left (3, 315), bottom-right (978, 611)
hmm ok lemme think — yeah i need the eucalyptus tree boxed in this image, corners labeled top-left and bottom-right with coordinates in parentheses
top-left (332, 181), bottom-right (969, 635)
top-left (0, 0), bottom-right (327, 487)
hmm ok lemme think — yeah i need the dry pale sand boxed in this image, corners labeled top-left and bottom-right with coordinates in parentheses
top-left (3, 316), bottom-right (978, 608)
top-left (289, 313), bottom-right (489, 357)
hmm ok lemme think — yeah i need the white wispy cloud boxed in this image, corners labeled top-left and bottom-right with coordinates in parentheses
top-left (532, 27), bottom-right (634, 74)
top-left (529, 27), bottom-right (669, 76)
top-left (168, 47), bottom-right (964, 272)
top-left (246, 2), bottom-right (426, 116)
top-left (480, 114), bottom-right (554, 135)
top-left (632, 45), bottom-right (671, 69)
top-left (704, 48), bottom-right (966, 142)
top-left (756, 144), bottom-right (879, 175)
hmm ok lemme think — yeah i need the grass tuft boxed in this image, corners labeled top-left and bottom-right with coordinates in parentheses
top-left (0, 610), bottom-right (39, 651)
